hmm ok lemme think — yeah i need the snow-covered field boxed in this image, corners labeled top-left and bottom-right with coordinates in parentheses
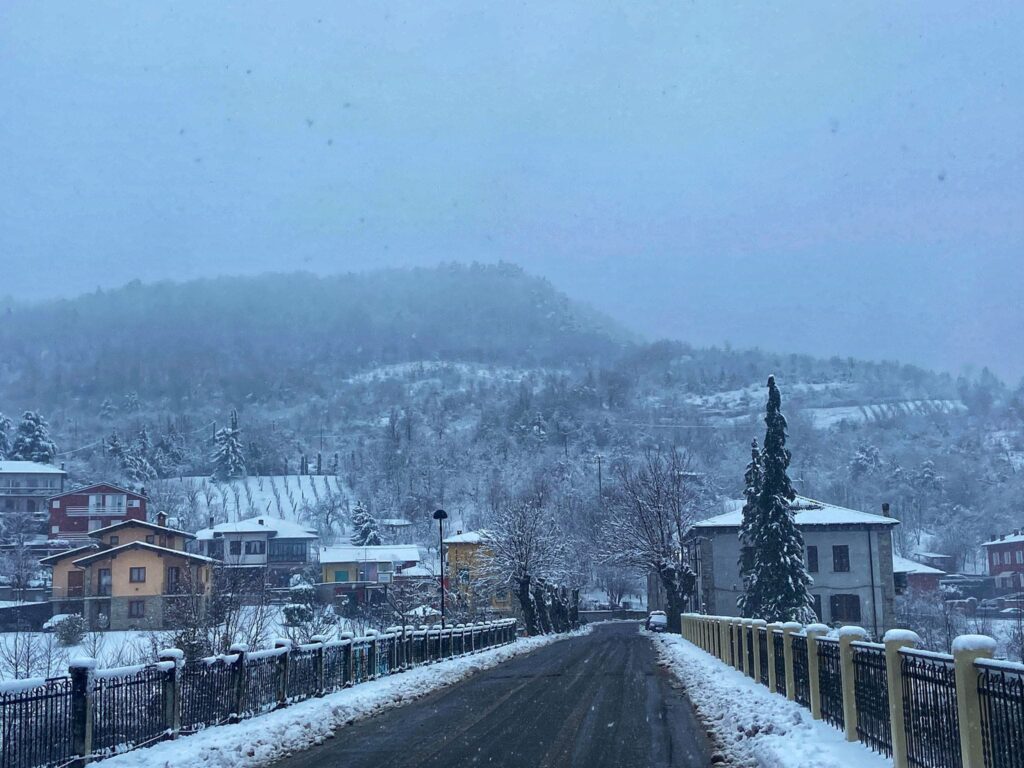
top-left (103, 628), bottom-right (589, 768)
top-left (801, 399), bottom-right (965, 429)
top-left (650, 631), bottom-right (890, 768)
top-left (165, 475), bottom-right (350, 526)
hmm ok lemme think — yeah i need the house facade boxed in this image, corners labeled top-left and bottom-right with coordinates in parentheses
top-left (194, 516), bottom-right (319, 587)
top-left (442, 531), bottom-right (513, 615)
top-left (47, 483), bottom-right (147, 542)
top-left (0, 461), bottom-right (66, 528)
top-left (982, 531), bottom-right (1024, 591)
top-left (893, 555), bottom-right (945, 594)
top-left (42, 516), bottom-right (212, 630)
top-left (688, 497), bottom-right (899, 636)
top-left (319, 544), bottom-right (421, 605)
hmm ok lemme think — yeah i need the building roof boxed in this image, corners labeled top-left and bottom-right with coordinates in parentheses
top-left (0, 461), bottom-right (65, 475)
top-left (89, 519), bottom-right (195, 539)
top-left (39, 545), bottom-right (100, 565)
top-left (443, 531), bottom-right (486, 544)
top-left (981, 533), bottom-right (1024, 547)
top-left (893, 555), bottom-right (945, 576)
top-left (380, 518), bottom-right (413, 527)
top-left (72, 541), bottom-right (217, 566)
top-left (48, 482), bottom-right (146, 500)
top-left (196, 517), bottom-right (318, 540)
top-left (320, 544), bottom-right (421, 564)
top-left (693, 496), bottom-right (900, 530)
top-left (397, 565), bottom-right (435, 577)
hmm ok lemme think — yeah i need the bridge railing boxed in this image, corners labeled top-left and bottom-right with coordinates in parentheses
top-left (0, 619), bottom-right (517, 768)
top-left (682, 613), bottom-right (1017, 768)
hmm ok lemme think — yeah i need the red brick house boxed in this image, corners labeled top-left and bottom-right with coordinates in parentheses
top-left (893, 555), bottom-right (945, 593)
top-left (48, 484), bottom-right (147, 543)
top-left (982, 531), bottom-right (1024, 591)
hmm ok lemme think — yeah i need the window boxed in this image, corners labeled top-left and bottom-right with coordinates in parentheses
top-left (807, 546), bottom-right (819, 573)
top-left (830, 594), bottom-right (861, 622)
top-left (832, 545), bottom-right (850, 573)
top-left (128, 600), bottom-right (145, 618)
top-left (129, 567), bottom-right (146, 583)
top-left (244, 540), bottom-right (266, 555)
top-left (52, 500), bottom-right (60, 509)
top-left (128, 499), bottom-right (140, 508)
top-left (98, 569), bottom-right (112, 596)
top-left (378, 561), bottom-right (393, 572)
top-left (166, 567), bottom-right (181, 593)
top-left (333, 570), bottom-right (349, 582)
top-left (109, 535), bottom-right (119, 545)
top-left (1016, 551), bottom-right (1023, 565)
top-left (88, 519), bottom-right (102, 531)
top-left (145, 535), bottom-right (155, 544)
top-left (229, 540), bottom-right (242, 555)
top-left (811, 594), bottom-right (822, 621)
top-left (269, 541), bottom-right (307, 562)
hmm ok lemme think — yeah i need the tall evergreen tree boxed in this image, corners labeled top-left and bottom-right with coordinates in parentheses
top-left (740, 376), bottom-right (815, 622)
top-left (349, 502), bottom-right (382, 546)
top-left (0, 412), bottom-right (11, 459)
top-left (736, 438), bottom-right (762, 616)
top-left (211, 410), bottom-right (246, 481)
top-left (9, 411), bottom-right (57, 464)
top-left (98, 398), bottom-right (117, 420)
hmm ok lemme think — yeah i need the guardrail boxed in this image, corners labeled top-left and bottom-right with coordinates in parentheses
top-left (682, 613), bottom-right (1022, 768)
top-left (0, 619), bottom-right (517, 768)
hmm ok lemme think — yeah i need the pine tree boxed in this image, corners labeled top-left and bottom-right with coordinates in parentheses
top-left (0, 413), bottom-right (11, 459)
top-left (349, 502), bottom-right (382, 546)
top-left (98, 398), bottom-right (117, 420)
top-left (210, 410), bottom-right (246, 481)
top-left (9, 411), bottom-right (57, 464)
top-left (740, 376), bottom-right (815, 623)
top-left (736, 438), bottom-right (762, 616)
top-left (105, 430), bottom-right (124, 460)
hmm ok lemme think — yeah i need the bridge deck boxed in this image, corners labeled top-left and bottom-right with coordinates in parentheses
top-left (272, 622), bottom-right (711, 768)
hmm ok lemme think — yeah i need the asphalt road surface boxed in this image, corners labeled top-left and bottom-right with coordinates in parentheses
top-left (274, 622), bottom-right (712, 768)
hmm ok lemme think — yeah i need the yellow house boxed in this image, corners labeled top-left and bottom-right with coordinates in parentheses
top-left (442, 531), bottom-right (512, 614)
top-left (42, 517), bottom-right (215, 630)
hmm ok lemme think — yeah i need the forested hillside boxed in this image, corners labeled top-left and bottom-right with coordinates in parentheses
top-left (2, 264), bottom-right (1021, 573)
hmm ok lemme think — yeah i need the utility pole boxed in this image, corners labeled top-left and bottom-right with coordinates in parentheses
top-left (596, 455), bottom-right (603, 500)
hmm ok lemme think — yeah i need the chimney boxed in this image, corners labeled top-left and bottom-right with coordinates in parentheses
top-left (457, 530), bottom-right (462, 536)
top-left (156, 511), bottom-right (168, 527)
top-left (258, 518), bottom-right (265, 525)
top-left (881, 502), bottom-right (891, 518)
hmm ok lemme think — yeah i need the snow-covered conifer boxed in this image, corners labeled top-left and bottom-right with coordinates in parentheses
top-left (0, 413), bottom-right (10, 459)
top-left (211, 410), bottom-right (246, 481)
top-left (349, 502), bottom-right (382, 546)
top-left (9, 411), bottom-right (57, 464)
top-left (736, 438), bottom-right (762, 615)
top-left (740, 376), bottom-right (815, 623)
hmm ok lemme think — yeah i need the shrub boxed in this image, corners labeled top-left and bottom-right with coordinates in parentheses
top-left (54, 614), bottom-right (86, 646)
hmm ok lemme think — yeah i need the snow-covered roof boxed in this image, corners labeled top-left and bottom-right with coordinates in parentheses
top-left (196, 517), bottom-right (319, 540)
top-left (893, 555), bottom-right (945, 576)
top-left (981, 533), bottom-right (1024, 547)
top-left (397, 565), bottom-right (435, 577)
top-left (320, 544), bottom-right (421, 564)
top-left (443, 531), bottom-right (486, 544)
top-left (71, 541), bottom-right (217, 566)
top-left (693, 496), bottom-right (899, 530)
top-left (380, 518), bottom-right (413, 527)
top-left (39, 545), bottom-right (100, 565)
top-left (0, 461), bottom-right (65, 475)
top-left (89, 519), bottom-right (195, 539)
top-left (48, 482), bottom-right (145, 500)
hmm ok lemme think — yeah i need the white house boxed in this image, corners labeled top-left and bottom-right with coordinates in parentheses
top-left (687, 496), bottom-right (899, 636)
top-left (194, 516), bottom-right (319, 587)
top-left (0, 460), bottom-right (66, 523)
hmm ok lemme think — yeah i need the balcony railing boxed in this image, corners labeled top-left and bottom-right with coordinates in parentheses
top-left (0, 486), bottom-right (59, 496)
top-left (64, 506), bottom-right (129, 516)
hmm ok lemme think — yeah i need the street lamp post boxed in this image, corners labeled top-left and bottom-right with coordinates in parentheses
top-left (432, 508), bottom-right (448, 629)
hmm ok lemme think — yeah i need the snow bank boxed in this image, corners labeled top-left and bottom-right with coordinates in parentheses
top-left (650, 633), bottom-right (890, 768)
top-left (103, 628), bottom-right (590, 768)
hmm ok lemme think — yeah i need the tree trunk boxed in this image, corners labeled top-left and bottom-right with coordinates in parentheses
top-left (658, 562), bottom-right (695, 634)
top-left (517, 577), bottom-right (539, 636)
top-left (570, 589), bottom-right (580, 628)
top-left (532, 585), bottom-right (553, 634)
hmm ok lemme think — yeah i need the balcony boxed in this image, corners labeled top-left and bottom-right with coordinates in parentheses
top-left (0, 486), bottom-right (58, 496)
top-left (65, 506), bottom-right (129, 517)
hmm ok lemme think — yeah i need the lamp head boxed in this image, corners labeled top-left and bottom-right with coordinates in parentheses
top-left (432, 509), bottom-right (448, 521)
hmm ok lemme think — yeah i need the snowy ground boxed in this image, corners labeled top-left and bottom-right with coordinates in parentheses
top-left (103, 628), bottom-right (590, 768)
top-left (649, 632), bottom-right (891, 768)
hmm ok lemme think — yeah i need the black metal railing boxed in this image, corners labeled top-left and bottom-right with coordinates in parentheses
top-left (773, 631), bottom-right (787, 697)
top-left (745, 626), bottom-right (754, 674)
top-left (180, 655), bottom-right (237, 732)
top-left (791, 634), bottom-right (810, 708)
top-left (901, 649), bottom-right (961, 768)
top-left (0, 620), bottom-right (518, 768)
top-left (978, 658), bottom-right (1024, 768)
top-left (817, 638), bottom-right (844, 730)
top-left (853, 642), bottom-right (892, 757)
top-left (92, 666), bottom-right (167, 756)
top-left (758, 628), bottom-right (769, 686)
top-left (0, 677), bottom-right (73, 768)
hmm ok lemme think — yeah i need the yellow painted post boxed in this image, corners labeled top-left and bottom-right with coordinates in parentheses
top-left (782, 622), bottom-right (802, 702)
top-left (720, 618), bottom-right (731, 665)
top-left (766, 622), bottom-right (782, 693)
top-left (883, 629), bottom-right (921, 768)
top-left (952, 634), bottom-right (996, 768)
top-left (751, 619), bottom-right (767, 685)
top-left (805, 623), bottom-right (829, 720)
top-left (838, 626), bottom-right (868, 742)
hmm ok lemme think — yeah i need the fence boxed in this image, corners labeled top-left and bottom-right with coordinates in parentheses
top-left (0, 619), bottom-right (517, 768)
top-left (682, 614), bottom-right (1021, 768)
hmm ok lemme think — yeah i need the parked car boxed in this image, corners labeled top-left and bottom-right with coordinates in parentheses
top-left (646, 610), bottom-right (668, 632)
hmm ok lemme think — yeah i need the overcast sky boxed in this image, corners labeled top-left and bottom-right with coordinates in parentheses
top-left (1, 2), bottom-right (1021, 380)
